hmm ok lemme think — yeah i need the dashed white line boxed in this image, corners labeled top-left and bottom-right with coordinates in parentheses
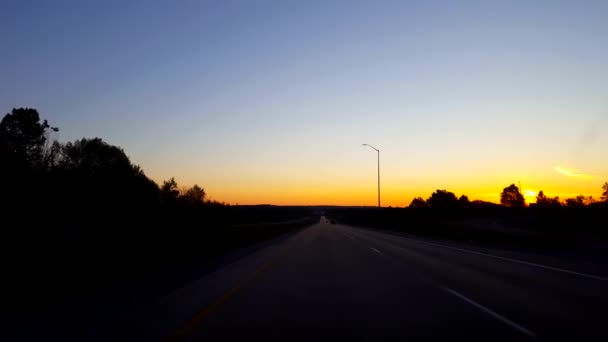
top-left (407, 238), bottom-right (608, 281)
top-left (369, 247), bottom-right (382, 254)
top-left (350, 227), bottom-right (608, 282)
top-left (443, 287), bottom-right (538, 339)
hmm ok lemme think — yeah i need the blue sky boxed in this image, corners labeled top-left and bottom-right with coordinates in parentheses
top-left (2, 1), bottom-right (607, 205)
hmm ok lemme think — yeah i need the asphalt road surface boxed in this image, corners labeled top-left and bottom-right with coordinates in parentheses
top-left (115, 217), bottom-right (608, 341)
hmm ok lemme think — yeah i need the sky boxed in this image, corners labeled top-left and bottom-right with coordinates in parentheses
top-left (1, 0), bottom-right (607, 206)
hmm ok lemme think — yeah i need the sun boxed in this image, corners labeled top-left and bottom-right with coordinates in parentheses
top-left (523, 190), bottom-right (538, 203)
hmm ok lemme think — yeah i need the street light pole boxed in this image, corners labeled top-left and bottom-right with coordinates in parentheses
top-left (362, 144), bottom-right (380, 208)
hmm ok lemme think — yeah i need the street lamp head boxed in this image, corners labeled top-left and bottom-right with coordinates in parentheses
top-left (362, 143), bottom-right (379, 152)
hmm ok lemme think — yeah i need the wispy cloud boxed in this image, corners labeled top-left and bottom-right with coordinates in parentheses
top-left (554, 166), bottom-right (593, 179)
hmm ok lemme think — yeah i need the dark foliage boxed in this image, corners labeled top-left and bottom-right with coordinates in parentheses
top-left (500, 184), bottom-right (526, 207)
top-left (564, 195), bottom-right (594, 207)
top-left (427, 189), bottom-right (459, 209)
top-left (0, 107), bottom-right (57, 169)
top-left (536, 190), bottom-right (561, 208)
top-left (409, 197), bottom-right (429, 208)
top-left (0, 108), bottom-right (316, 324)
top-left (458, 195), bottom-right (470, 205)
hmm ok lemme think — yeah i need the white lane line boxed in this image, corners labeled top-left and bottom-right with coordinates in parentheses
top-left (402, 238), bottom-right (608, 281)
top-left (369, 247), bottom-right (382, 254)
top-left (350, 226), bottom-right (608, 282)
top-left (443, 287), bottom-right (538, 339)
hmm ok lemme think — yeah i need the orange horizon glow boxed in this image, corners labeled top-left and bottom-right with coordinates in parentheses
top-left (143, 133), bottom-right (607, 207)
top-left (146, 149), bottom-right (606, 206)
top-left (156, 174), bottom-right (605, 207)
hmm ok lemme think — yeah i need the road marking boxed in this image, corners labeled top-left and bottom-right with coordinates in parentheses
top-left (443, 287), bottom-right (538, 339)
top-left (401, 238), bottom-right (608, 281)
top-left (164, 250), bottom-right (285, 341)
top-left (369, 247), bottom-right (382, 254)
top-left (351, 227), bottom-right (608, 281)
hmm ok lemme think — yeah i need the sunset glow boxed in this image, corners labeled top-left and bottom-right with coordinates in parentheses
top-left (2, 2), bottom-right (607, 206)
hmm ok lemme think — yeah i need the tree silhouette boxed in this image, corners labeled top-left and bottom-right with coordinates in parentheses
top-left (0, 107), bottom-right (58, 169)
top-left (536, 190), bottom-right (546, 203)
top-left (427, 189), bottom-right (458, 209)
top-left (458, 195), bottom-right (470, 205)
top-left (563, 195), bottom-right (596, 207)
top-left (1, 107), bottom-right (253, 322)
top-left (40, 140), bottom-right (63, 171)
top-left (409, 197), bottom-right (428, 208)
top-left (565, 196), bottom-right (585, 207)
top-left (602, 182), bottom-right (608, 202)
top-left (500, 184), bottom-right (525, 207)
top-left (182, 184), bottom-right (206, 204)
top-left (536, 190), bottom-right (561, 207)
top-left (61, 138), bottom-right (134, 175)
top-left (55, 137), bottom-right (160, 210)
top-left (161, 177), bottom-right (180, 203)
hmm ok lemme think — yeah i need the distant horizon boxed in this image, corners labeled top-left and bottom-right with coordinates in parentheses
top-left (146, 173), bottom-right (602, 207)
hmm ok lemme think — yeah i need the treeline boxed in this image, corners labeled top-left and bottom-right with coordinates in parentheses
top-left (329, 184), bottom-right (607, 250)
top-left (409, 183), bottom-right (608, 209)
top-left (1, 108), bottom-right (315, 322)
top-left (0, 108), bottom-right (224, 219)
top-left (0, 108), bottom-right (314, 222)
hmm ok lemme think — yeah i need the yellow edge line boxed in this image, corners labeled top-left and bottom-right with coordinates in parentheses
top-left (163, 253), bottom-right (282, 341)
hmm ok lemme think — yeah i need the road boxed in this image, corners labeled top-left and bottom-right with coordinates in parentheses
top-left (114, 218), bottom-right (608, 341)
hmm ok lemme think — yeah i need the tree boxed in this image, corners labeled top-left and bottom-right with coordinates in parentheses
top-left (161, 177), bottom-right (180, 203)
top-left (602, 182), bottom-right (608, 202)
top-left (61, 138), bottom-right (133, 175)
top-left (565, 196), bottom-right (585, 207)
top-left (536, 190), bottom-right (561, 207)
top-left (40, 140), bottom-right (64, 170)
top-left (564, 195), bottom-right (595, 207)
top-left (458, 195), bottom-right (470, 205)
top-left (550, 196), bottom-right (562, 207)
top-left (181, 184), bottom-right (206, 204)
top-left (56, 137), bottom-right (159, 210)
top-left (500, 184), bottom-right (525, 207)
top-left (536, 190), bottom-right (546, 204)
top-left (427, 189), bottom-right (458, 209)
top-left (0, 107), bottom-right (58, 168)
top-left (409, 197), bottom-right (428, 208)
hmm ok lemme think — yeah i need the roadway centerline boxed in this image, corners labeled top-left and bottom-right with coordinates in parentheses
top-left (443, 287), bottom-right (538, 339)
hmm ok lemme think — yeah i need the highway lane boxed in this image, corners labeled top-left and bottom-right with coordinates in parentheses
top-left (116, 218), bottom-right (608, 341)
